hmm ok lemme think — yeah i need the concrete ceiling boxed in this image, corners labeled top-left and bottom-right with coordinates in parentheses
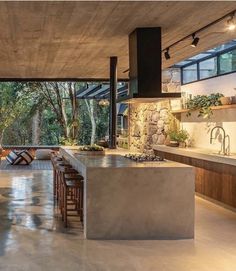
top-left (0, 1), bottom-right (236, 79)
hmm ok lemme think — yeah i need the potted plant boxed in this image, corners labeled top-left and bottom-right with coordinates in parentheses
top-left (177, 129), bottom-right (189, 148)
top-left (168, 130), bottom-right (180, 147)
top-left (167, 129), bottom-right (189, 147)
top-left (186, 93), bottom-right (223, 119)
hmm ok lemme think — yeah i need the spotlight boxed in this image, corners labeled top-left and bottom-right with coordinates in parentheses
top-left (191, 34), bottom-right (200, 48)
top-left (227, 15), bottom-right (236, 31)
top-left (164, 48), bottom-right (170, 60)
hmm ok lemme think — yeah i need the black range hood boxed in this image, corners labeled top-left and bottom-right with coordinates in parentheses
top-left (117, 27), bottom-right (181, 103)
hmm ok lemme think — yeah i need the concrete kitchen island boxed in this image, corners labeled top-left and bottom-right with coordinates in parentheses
top-left (60, 147), bottom-right (195, 240)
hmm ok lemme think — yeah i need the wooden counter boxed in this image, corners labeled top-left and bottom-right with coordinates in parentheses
top-left (153, 145), bottom-right (236, 209)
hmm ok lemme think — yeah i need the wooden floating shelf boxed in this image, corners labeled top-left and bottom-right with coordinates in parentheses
top-left (171, 104), bottom-right (236, 114)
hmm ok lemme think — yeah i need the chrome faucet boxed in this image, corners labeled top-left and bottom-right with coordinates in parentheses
top-left (210, 126), bottom-right (229, 156)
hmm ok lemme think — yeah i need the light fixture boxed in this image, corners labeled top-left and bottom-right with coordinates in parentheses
top-left (99, 99), bottom-right (109, 106)
top-left (227, 14), bottom-right (236, 30)
top-left (162, 10), bottom-right (236, 58)
top-left (191, 33), bottom-right (200, 47)
top-left (164, 48), bottom-right (170, 60)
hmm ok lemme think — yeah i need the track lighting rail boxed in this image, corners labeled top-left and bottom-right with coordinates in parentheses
top-left (163, 9), bottom-right (236, 59)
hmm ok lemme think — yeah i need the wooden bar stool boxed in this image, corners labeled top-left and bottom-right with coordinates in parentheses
top-left (57, 165), bottom-right (84, 227)
top-left (51, 154), bottom-right (72, 202)
top-left (51, 154), bottom-right (63, 199)
top-left (55, 162), bottom-right (74, 205)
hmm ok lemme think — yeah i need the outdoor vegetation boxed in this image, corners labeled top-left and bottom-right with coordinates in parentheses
top-left (0, 82), bottom-right (109, 146)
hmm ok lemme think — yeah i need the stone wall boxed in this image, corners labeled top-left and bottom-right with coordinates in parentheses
top-left (162, 68), bottom-right (181, 93)
top-left (128, 67), bottom-right (181, 153)
top-left (129, 100), bottom-right (172, 153)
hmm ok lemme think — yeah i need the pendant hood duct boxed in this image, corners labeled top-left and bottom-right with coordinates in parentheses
top-left (117, 27), bottom-right (181, 103)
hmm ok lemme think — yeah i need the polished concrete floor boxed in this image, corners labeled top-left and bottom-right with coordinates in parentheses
top-left (0, 170), bottom-right (236, 271)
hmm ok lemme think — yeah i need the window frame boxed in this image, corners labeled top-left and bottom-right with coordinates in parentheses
top-left (182, 63), bottom-right (198, 84)
top-left (180, 45), bottom-right (236, 85)
top-left (198, 56), bottom-right (217, 80)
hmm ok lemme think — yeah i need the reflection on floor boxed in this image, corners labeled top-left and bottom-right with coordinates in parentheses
top-left (0, 159), bottom-right (52, 170)
top-left (0, 170), bottom-right (236, 271)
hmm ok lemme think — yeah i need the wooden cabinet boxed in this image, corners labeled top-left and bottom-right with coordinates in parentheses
top-left (154, 150), bottom-right (236, 208)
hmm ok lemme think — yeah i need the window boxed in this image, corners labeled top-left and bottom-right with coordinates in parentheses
top-left (199, 57), bottom-right (217, 79)
top-left (178, 40), bottom-right (236, 85)
top-left (182, 64), bottom-right (197, 84)
top-left (219, 48), bottom-right (236, 74)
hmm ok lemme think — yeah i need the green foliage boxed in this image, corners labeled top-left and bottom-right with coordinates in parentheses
top-left (168, 129), bottom-right (189, 143)
top-left (95, 104), bottom-right (109, 141)
top-left (0, 82), bottom-right (29, 143)
top-left (79, 144), bottom-right (104, 151)
top-left (186, 93), bottom-right (223, 118)
top-left (59, 137), bottom-right (78, 146)
top-left (0, 82), bottom-right (110, 146)
top-left (40, 108), bottom-right (62, 145)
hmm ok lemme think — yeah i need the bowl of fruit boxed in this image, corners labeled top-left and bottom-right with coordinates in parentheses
top-left (76, 145), bottom-right (105, 156)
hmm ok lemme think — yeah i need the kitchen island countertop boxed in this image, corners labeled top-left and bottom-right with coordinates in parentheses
top-left (60, 147), bottom-right (195, 240)
top-left (60, 147), bottom-right (193, 169)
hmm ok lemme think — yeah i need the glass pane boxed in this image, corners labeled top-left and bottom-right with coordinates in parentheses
top-left (199, 57), bottom-right (217, 79)
top-left (182, 64), bottom-right (197, 84)
top-left (219, 48), bottom-right (236, 74)
top-left (188, 53), bottom-right (211, 60)
top-left (207, 41), bottom-right (236, 53)
top-left (175, 60), bottom-right (192, 67)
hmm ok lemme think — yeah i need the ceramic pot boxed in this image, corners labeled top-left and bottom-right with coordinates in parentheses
top-left (164, 135), bottom-right (170, 146)
top-left (169, 141), bottom-right (179, 147)
top-left (220, 97), bottom-right (232, 105)
top-left (179, 142), bottom-right (186, 148)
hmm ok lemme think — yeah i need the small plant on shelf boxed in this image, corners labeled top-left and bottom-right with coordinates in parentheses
top-left (167, 129), bottom-right (189, 147)
top-left (186, 93), bottom-right (223, 118)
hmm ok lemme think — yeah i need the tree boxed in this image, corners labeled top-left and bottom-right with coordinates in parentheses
top-left (26, 82), bottom-right (81, 143)
top-left (0, 81), bottom-right (110, 147)
top-left (78, 99), bottom-right (109, 145)
top-left (0, 83), bottom-right (26, 145)
top-left (32, 109), bottom-right (42, 145)
top-left (85, 99), bottom-right (97, 144)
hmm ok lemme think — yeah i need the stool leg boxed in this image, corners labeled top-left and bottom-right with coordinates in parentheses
top-left (64, 186), bottom-right (68, 227)
top-left (53, 168), bottom-right (55, 196)
top-left (61, 181), bottom-right (64, 220)
top-left (54, 169), bottom-right (59, 205)
top-left (79, 184), bottom-right (84, 222)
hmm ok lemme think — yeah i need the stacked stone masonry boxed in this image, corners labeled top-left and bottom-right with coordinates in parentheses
top-left (129, 100), bottom-right (171, 153)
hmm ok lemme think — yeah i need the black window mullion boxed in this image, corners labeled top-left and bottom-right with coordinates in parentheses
top-left (181, 68), bottom-right (184, 85)
top-left (217, 54), bottom-right (220, 75)
top-left (197, 62), bottom-right (200, 80)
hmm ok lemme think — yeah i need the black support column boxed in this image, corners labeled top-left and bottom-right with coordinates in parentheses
top-left (109, 56), bottom-right (117, 149)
